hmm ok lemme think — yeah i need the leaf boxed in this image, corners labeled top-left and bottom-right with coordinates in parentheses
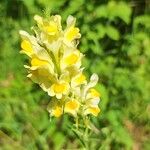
top-left (114, 2), bottom-right (132, 24)
top-left (134, 15), bottom-right (150, 30)
top-left (95, 5), bottom-right (108, 18)
top-left (96, 24), bottom-right (106, 39)
top-left (72, 128), bottom-right (86, 148)
top-left (106, 25), bottom-right (120, 40)
top-left (53, 132), bottom-right (66, 150)
top-left (107, 1), bottom-right (132, 24)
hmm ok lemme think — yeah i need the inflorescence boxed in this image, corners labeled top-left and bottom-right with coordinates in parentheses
top-left (19, 15), bottom-right (101, 123)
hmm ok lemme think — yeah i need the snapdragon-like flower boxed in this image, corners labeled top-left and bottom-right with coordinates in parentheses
top-left (20, 15), bottom-right (101, 124)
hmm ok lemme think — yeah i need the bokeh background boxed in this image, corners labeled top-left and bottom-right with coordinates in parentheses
top-left (0, 0), bottom-right (150, 149)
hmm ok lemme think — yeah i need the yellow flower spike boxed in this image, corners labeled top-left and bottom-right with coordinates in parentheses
top-left (20, 14), bottom-right (101, 121)
top-left (21, 40), bottom-right (33, 54)
top-left (65, 99), bottom-right (79, 115)
top-left (49, 81), bottom-right (69, 99)
top-left (52, 106), bottom-right (63, 117)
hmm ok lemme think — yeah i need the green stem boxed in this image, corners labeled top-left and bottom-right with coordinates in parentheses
top-left (44, 45), bottom-right (61, 76)
top-left (71, 118), bottom-right (90, 150)
top-left (84, 127), bottom-right (89, 149)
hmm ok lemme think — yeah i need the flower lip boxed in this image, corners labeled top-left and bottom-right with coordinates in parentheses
top-left (48, 81), bottom-right (70, 99)
top-left (31, 57), bottom-right (49, 67)
top-left (21, 40), bottom-right (33, 52)
top-left (64, 99), bottom-right (80, 115)
top-left (43, 22), bottom-right (58, 34)
top-left (71, 73), bottom-right (87, 87)
top-left (53, 83), bottom-right (66, 93)
top-left (52, 106), bottom-right (63, 117)
top-left (89, 88), bottom-right (100, 97)
top-left (65, 27), bottom-right (80, 41)
top-left (84, 106), bottom-right (100, 117)
top-left (64, 53), bottom-right (79, 66)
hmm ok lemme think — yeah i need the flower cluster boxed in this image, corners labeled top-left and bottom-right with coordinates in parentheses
top-left (19, 15), bottom-right (100, 120)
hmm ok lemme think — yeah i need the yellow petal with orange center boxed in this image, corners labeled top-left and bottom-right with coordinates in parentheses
top-left (31, 57), bottom-right (49, 66)
top-left (66, 27), bottom-right (79, 41)
top-left (21, 40), bottom-right (33, 53)
top-left (64, 53), bottom-right (79, 65)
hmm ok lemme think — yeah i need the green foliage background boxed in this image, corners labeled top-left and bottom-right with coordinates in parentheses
top-left (0, 0), bottom-right (150, 149)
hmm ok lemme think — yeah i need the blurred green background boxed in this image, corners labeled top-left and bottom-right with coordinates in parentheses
top-left (0, 0), bottom-right (150, 149)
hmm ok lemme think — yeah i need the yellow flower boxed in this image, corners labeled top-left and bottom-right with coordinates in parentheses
top-left (64, 52), bottom-right (79, 65)
top-left (61, 49), bottom-right (82, 70)
top-left (49, 81), bottom-right (69, 99)
top-left (85, 106), bottom-right (100, 117)
top-left (71, 73), bottom-right (87, 87)
top-left (84, 88), bottom-right (100, 115)
top-left (75, 74), bottom-right (86, 84)
top-left (19, 30), bottom-right (37, 57)
top-left (52, 106), bottom-right (63, 117)
top-left (86, 88), bottom-right (100, 101)
top-left (89, 89), bottom-right (100, 97)
top-left (64, 15), bottom-right (81, 46)
top-left (43, 22), bottom-right (58, 34)
top-left (28, 57), bottom-right (51, 72)
top-left (47, 99), bottom-right (63, 117)
top-left (28, 55), bottom-right (56, 76)
top-left (31, 57), bottom-right (49, 67)
top-left (65, 27), bottom-right (80, 41)
top-left (65, 99), bottom-right (79, 116)
top-left (21, 40), bottom-right (33, 54)
top-left (34, 15), bottom-right (62, 36)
